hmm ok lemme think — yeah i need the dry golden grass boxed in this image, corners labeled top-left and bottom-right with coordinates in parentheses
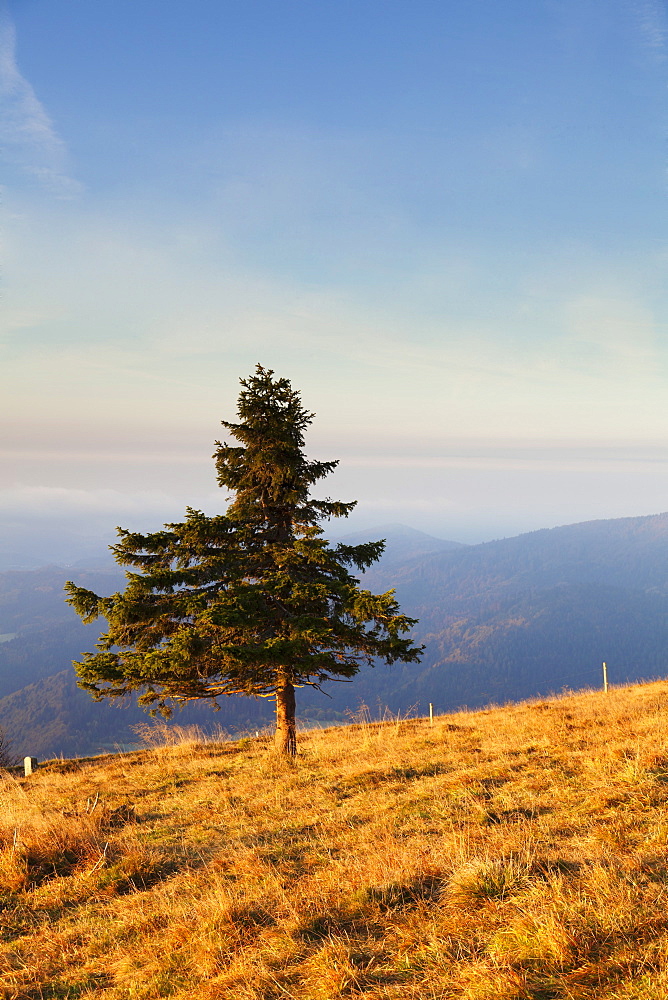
top-left (3, 682), bottom-right (668, 998)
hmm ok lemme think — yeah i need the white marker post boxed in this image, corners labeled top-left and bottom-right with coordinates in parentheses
top-left (602, 661), bottom-right (608, 694)
top-left (429, 703), bottom-right (434, 727)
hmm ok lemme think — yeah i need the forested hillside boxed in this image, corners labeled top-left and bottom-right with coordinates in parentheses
top-left (1, 515), bottom-right (668, 759)
top-left (355, 512), bottom-right (668, 711)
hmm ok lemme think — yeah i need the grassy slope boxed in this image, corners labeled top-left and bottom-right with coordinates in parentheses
top-left (3, 684), bottom-right (668, 999)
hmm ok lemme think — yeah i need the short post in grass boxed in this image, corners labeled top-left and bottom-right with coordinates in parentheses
top-left (429, 703), bottom-right (434, 727)
top-left (23, 756), bottom-right (37, 776)
top-left (602, 661), bottom-right (608, 694)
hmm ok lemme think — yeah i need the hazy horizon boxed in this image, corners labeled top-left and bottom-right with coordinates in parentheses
top-left (3, 504), bottom-right (668, 572)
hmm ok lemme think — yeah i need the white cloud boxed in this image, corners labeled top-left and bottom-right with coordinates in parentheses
top-left (633, 0), bottom-right (667, 58)
top-left (0, 7), bottom-right (81, 196)
top-left (0, 485), bottom-right (188, 518)
top-left (1, 182), bottom-right (667, 454)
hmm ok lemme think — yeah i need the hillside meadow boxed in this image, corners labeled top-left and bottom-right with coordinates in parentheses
top-left (3, 683), bottom-right (668, 998)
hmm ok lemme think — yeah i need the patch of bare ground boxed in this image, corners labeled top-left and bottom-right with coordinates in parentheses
top-left (3, 683), bottom-right (668, 997)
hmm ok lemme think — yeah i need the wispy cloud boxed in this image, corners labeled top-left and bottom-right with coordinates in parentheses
top-left (633, 0), bottom-right (667, 59)
top-left (0, 6), bottom-right (81, 196)
top-left (0, 484), bottom-right (199, 519)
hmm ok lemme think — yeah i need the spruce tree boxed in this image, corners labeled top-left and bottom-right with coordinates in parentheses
top-left (65, 366), bottom-right (423, 755)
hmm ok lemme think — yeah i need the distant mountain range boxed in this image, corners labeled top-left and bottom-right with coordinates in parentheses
top-left (353, 512), bottom-right (668, 712)
top-left (1, 515), bottom-right (667, 759)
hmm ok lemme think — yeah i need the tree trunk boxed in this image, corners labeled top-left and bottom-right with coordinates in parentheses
top-left (275, 673), bottom-right (297, 756)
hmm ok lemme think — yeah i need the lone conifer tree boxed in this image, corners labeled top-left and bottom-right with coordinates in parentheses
top-left (65, 366), bottom-right (422, 754)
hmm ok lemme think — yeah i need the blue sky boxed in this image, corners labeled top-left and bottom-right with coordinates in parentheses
top-left (1, 0), bottom-right (668, 565)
